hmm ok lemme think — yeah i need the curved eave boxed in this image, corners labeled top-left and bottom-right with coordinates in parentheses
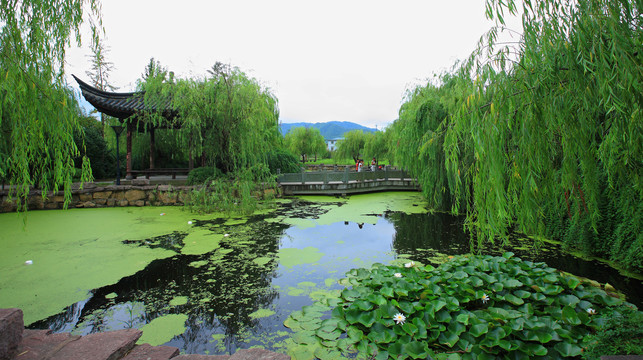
top-left (73, 75), bottom-right (179, 125)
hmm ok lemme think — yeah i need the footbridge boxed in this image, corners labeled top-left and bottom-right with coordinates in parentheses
top-left (277, 167), bottom-right (420, 196)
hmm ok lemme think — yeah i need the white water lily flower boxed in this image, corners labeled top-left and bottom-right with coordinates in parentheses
top-left (394, 273), bottom-right (402, 278)
top-left (224, 234), bottom-right (230, 237)
top-left (25, 260), bottom-right (33, 265)
top-left (393, 313), bottom-right (406, 325)
top-left (188, 221), bottom-right (193, 225)
top-left (481, 293), bottom-right (490, 304)
top-left (404, 261), bottom-right (415, 268)
top-left (587, 308), bottom-right (596, 315)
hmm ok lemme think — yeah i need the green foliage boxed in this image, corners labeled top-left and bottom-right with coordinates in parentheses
top-left (265, 149), bottom-right (301, 174)
top-left (184, 164), bottom-right (276, 215)
top-left (388, 77), bottom-right (461, 211)
top-left (0, 0), bottom-right (101, 209)
top-left (74, 116), bottom-right (114, 180)
top-left (335, 129), bottom-right (366, 163)
top-left (284, 126), bottom-right (326, 163)
top-left (85, 39), bottom-right (117, 92)
top-left (389, 0), bottom-right (643, 270)
top-left (186, 166), bottom-right (223, 185)
top-left (582, 306), bottom-right (643, 359)
top-left (363, 131), bottom-right (389, 163)
top-left (284, 253), bottom-right (640, 359)
top-left (137, 61), bottom-right (281, 213)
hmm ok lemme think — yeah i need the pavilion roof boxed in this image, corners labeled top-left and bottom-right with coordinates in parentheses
top-left (73, 75), bottom-right (178, 123)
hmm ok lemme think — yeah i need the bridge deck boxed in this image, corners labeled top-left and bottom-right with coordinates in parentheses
top-left (277, 169), bottom-right (420, 196)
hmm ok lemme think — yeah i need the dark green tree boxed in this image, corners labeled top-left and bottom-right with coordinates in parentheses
top-left (389, 0), bottom-right (643, 270)
top-left (335, 129), bottom-right (366, 163)
top-left (284, 126), bottom-right (325, 163)
top-left (0, 0), bottom-right (102, 210)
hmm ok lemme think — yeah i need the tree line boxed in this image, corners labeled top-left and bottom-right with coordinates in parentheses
top-left (2, 0), bottom-right (640, 271)
top-left (384, 0), bottom-right (642, 271)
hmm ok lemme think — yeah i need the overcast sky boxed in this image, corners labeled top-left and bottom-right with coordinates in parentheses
top-left (65, 0), bottom-right (522, 130)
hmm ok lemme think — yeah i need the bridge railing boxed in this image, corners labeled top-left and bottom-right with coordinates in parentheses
top-left (277, 168), bottom-right (413, 185)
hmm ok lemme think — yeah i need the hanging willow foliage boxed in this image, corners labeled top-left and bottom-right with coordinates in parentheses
top-left (0, 0), bottom-right (102, 210)
top-left (138, 62), bottom-right (282, 213)
top-left (391, 0), bottom-right (642, 271)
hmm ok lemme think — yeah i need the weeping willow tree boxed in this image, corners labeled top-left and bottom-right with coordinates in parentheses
top-left (0, 1), bottom-right (102, 210)
top-left (138, 61), bottom-right (281, 214)
top-left (284, 126), bottom-right (326, 163)
top-left (391, 0), bottom-right (642, 271)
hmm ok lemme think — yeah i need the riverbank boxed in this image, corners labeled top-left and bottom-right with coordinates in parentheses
top-left (0, 181), bottom-right (194, 213)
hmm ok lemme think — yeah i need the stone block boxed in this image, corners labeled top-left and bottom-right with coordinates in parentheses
top-left (134, 200), bottom-right (145, 207)
top-left (122, 343), bottom-right (179, 360)
top-left (53, 195), bottom-right (65, 202)
top-left (81, 201), bottom-right (96, 208)
top-left (95, 199), bottom-right (107, 205)
top-left (48, 328), bottom-right (141, 360)
top-left (0, 308), bottom-right (23, 360)
top-left (172, 355), bottom-right (230, 360)
top-left (1, 200), bottom-right (17, 213)
top-left (78, 193), bottom-right (93, 202)
top-left (44, 202), bottom-right (59, 210)
top-left (132, 179), bottom-right (149, 186)
top-left (118, 200), bottom-right (129, 207)
top-left (157, 192), bottom-right (177, 204)
top-left (112, 191), bottom-right (126, 200)
top-left (107, 198), bottom-right (117, 207)
top-left (125, 190), bottom-right (146, 202)
top-left (27, 196), bottom-right (44, 210)
top-left (93, 191), bottom-right (113, 199)
top-left (16, 330), bottom-right (73, 360)
top-left (229, 348), bottom-right (290, 360)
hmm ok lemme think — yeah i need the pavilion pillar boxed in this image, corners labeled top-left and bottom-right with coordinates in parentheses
top-left (149, 127), bottom-right (156, 170)
top-left (126, 121), bottom-right (133, 180)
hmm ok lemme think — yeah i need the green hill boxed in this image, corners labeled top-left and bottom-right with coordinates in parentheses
top-left (280, 121), bottom-right (377, 139)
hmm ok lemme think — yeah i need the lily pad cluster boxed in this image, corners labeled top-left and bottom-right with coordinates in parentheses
top-left (284, 252), bottom-right (639, 359)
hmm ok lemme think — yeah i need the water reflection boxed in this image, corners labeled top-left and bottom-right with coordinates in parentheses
top-left (29, 199), bottom-right (643, 355)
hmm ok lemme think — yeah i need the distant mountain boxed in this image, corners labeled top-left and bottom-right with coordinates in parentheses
top-left (280, 121), bottom-right (377, 139)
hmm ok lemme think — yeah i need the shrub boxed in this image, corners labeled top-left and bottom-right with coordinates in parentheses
top-left (582, 306), bottom-right (643, 359)
top-left (186, 166), bottom-right (223, 185)
top-left (283, 253), bottom-right (639, 359)
top-left (265, 149), bottom-right (300, 174)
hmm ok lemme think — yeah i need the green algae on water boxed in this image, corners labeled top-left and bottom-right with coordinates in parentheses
top-left (169, 296), bottom-right (188, 306)
top-left (249, 308), bottom-right (276, 319)
top-left (253, 257), bottom-right (272, 266)
top-left (137, 313), bottom-right (188, 346)
top-left (0, 207), bottom-right (203, 325)
top-left (278, 247), bottom-right (324, 268)
top-left (283, 192), bottom-right (429, 229)
top-left (181, 230), bottom-right (224, 255)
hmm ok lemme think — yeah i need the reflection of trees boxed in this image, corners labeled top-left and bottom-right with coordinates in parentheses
top-left (389, 213), bottom-right (643, 308)
top-left (31, 215), bottom-right (288, 355)
top-left (389, 212), bottom-right (469, 256)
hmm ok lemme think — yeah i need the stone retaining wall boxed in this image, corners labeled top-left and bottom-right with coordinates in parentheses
top-left (0, 181), bottom-right (195, 213)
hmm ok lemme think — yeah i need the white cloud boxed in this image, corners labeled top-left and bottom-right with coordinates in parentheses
top-left (66, 0), bottom-right (523, 129)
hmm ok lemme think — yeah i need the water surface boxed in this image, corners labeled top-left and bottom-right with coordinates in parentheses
top-left (1, 193), bottom-right (640, 355)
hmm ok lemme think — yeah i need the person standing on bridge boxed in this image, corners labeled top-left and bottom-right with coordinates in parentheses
top-left (371, 157), bottom-right (376, 172)
top-left (358, 160), bottom-right (363, 172)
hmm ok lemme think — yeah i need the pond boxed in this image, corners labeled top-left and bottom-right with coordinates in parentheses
top-left (0, 192), bottom-right (641, 356)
